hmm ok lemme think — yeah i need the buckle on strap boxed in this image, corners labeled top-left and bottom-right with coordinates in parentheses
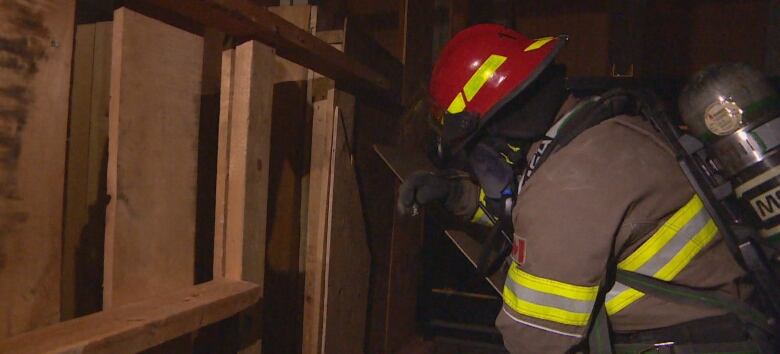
top-left (650, 342), bottom-right (675, 353)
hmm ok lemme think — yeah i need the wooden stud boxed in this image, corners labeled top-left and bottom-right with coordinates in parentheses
top-left (104, 8), bottom-right (203, 308)
top-left (0, 280), bottom-right (260, 354)
top-left (0, 0), bottom-right (76, 338)
top-left (261, 5), bottom-right (315, 354)
top-left (62, 21), bottom-right (113, 320)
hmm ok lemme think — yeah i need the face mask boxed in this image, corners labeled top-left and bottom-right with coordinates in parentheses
top-left (429, 111), bottom-right (480, 169)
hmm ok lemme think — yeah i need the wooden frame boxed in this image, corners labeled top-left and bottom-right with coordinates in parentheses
top-left (131, 0), bottom-right (399, 103)
top-left (0, 279), bottom-right (260, 354)
top-left (0, 0), bottom-right (406, 352)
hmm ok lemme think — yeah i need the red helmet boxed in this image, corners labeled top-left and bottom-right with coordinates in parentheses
top-left (430, 24), bottom-right (566, 125)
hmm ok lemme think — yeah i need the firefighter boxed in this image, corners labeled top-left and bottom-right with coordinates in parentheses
top-left (398, 24), bottom-right (772, 353)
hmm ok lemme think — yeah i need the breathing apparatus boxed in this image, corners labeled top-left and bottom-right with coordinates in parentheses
top-left (679, 63), bottom-right (780, 245)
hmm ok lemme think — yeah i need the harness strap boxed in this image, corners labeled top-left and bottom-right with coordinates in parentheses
top-left (589, 306), bottom-right (614, 354)
top-left (613, 341), bottom-right (759, 354)
top-left (615, 269), bottom-right (773, 334)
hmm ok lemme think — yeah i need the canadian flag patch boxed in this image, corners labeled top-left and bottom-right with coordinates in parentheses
top-left (511, 237), bottom-right (527, 265)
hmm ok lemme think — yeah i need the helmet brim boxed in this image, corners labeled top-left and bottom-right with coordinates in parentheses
top-left (452, 35), bottom-right (568, 153)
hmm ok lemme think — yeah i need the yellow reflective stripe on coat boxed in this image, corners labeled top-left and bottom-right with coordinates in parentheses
top-left (447, 54), bottom-right (507, 113)
top-left (605, 195), bottom-right (718, 315)
top-left (503, 263), bottom-right (598, 326)
top-left (470, 188), bottom-right (494, 226)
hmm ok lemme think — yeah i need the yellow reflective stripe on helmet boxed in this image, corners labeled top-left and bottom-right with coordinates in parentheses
top-left (503, 263), bottom-right (598, 326)
top-left (447, 92), bottom-right (466, 113)
top-left (470, 188), bottom-right (494, 226)
top-left (447, 54), bottom-right (508, 113)
top-left (508, 264), bottom-right (598, 301)
top-left (463, 54), bottom-right (507, 101)
top-left (605, 195), bottom-right (718, 315)
top-left (524, 36), bottom-right (555, 52)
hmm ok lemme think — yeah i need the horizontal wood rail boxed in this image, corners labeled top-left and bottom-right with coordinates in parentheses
top-left (130, 0), bottom-right (399, 104)
top-left (0, 280), bottom-right (260, 354)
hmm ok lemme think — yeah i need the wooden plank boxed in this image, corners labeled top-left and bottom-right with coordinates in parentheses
top-left (213, 47), bottom-right (235, 282)
top-left (0, 279), bottom-right (260, 354)
top-left (129, 0), bottom-right (398, 105)
top-left (262, 5), bottom-right (314, 354)
top-left (85, 21), bottom-right (112, 230)
top-left (62, 23), bottom-right (97, 321)
top-left (303, 79), bottom-right (337, 354)
top-left (213, 39), bottom-right (275, 354)
top-left (104, 8), bottom-right (203, 308)
top-left (0, 0), bottom-right (76, 338)
top-left (303, 27), bottom-right (372, 352)
top-left (213, 40), bottom-right (274, 285)
top-left (62, 20), bottom-right (113, 320)
top-left (321, 99), bottom-right (371, 354)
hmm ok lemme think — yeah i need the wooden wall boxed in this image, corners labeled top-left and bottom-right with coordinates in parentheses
top-left (513, 0), bottom-right (771, 78)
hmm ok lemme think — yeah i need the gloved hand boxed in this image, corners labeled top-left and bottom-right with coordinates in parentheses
top-left (397, 171), bottom-right (453, 215)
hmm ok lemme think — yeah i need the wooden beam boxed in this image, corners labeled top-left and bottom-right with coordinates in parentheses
top-left (0, 280), bottom-right (260, 354)
top-left (104, 8), bottom-right (203, 308)
top-left (0, 0), bottom-right (76, 338)
top-left (130, 0), bottom-right (399, 104)
top-left (261, 5), bottom-right (315, 354)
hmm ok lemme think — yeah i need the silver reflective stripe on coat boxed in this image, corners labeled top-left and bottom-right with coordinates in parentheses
top-left (605, 196), bottom-right (718, 315)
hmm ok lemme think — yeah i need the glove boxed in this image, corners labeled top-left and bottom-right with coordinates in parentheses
top-left (397, 171), bottom-right (453, 215)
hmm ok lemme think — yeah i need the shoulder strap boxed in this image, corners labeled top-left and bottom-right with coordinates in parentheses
top-left (533, 90), bottom-right (640, 172)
